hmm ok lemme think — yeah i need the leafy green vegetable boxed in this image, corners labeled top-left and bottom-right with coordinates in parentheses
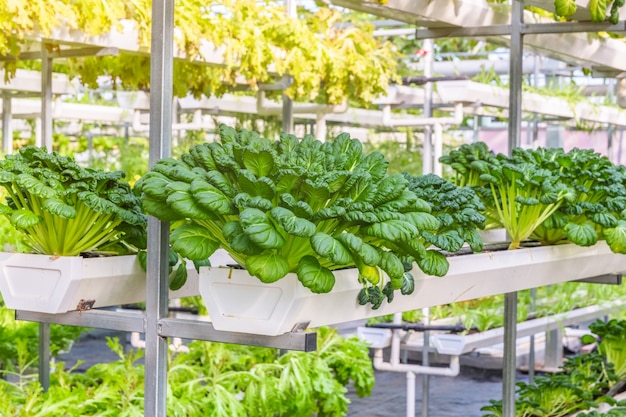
top-left (403, 173), bottom-right (486, 253)
top-left (0, 146), bottom-right (145, 256)
top-left (138, 125), bottom-right (452, 307)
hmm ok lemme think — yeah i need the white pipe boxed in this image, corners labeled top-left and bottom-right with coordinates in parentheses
top-left (433, 123), bottom-right (443, 176)
top-left (315, 114), bottom-right (327, 142)
top-left (382, 102), bottom-right (464, 127)
top-left (256, 90), bottom-right (348, 116)
top-left (390, 313), bottom-right (403, 366)
top-left (407, 371), bottom-right (416, 417)
top-left (131, 109), bottom-right (214, 133)
top-left (373, 349), bottom-right (461, 377)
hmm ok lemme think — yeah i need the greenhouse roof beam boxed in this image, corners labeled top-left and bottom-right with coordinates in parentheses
top-left (0, 46), bottom-right (118, 62)
top-left (332, 0), bottom-right (626, 74)
top-left (414, 20), bottom-right (626, 39)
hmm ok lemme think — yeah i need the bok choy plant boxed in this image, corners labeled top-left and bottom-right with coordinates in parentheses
top-left (402, 173), bottom-right (486, 253)
top-left (441, 143), bottom-right (576, 250)
top-left (0, 147), bottom-right (146, 256)
top-left (136, 124), bottom-right (452, 308)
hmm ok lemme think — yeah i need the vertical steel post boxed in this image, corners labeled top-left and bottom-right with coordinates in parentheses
top-left (38, 322), bottom-right (50, 391)
top-left (503, 2), bottom-right (524, 416)
top-left (421, 37), bottom-right (434, 417)
top-left (282, 0), bottom-right (296, 134)
top-left (422, 38), bottom-right (434, 176)
top-left (41, 43), bottom-right (53, 152)
top-left (2, 95), bottom-right (12, 154)
top-left (144, 0), bottom-right (175, 416)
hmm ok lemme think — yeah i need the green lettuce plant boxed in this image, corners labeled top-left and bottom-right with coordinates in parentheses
top-left (0, 146), bottom-right (146, 256)
top-left (136, 124), bottom-right (454, 309)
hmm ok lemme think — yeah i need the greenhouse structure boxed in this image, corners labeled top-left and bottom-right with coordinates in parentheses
top-left (3, 0), bottom-right (626, 416)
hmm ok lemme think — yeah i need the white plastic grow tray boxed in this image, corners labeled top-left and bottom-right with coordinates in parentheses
top-left (430, 300), bottom-right (626, 355)
top-left (199, 242), bottom-right (626, 336)
top-left (0, 253), bottom-right (146, 314)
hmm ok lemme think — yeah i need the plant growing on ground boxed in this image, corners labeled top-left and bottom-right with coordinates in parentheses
top-left (585, 319), bottom-right (626, 380)
top-left (481, 352), bottom-right (619, 417)
top-left (0, 146), bottom-right (146, 256)
top-left (136, 124), bottom-right (453, 309)
top-left (0, 327), bottom-right (374, 416)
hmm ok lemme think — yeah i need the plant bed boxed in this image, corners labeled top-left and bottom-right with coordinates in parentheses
top-left (0, 252), bottom-right (144, 314)
top-left (201, 241), bottom-right (626, 336)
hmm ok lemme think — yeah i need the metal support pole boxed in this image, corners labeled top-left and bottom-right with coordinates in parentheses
top-left (38, 322), bottom-right (50, 392)
top-left (281, 0), bottom-right (296, 134)
top-left (528, 287), bottom-right (536, 383)
top-left (503, 2), bottom-right (524, 416)
top-left (422, 39), bottom-right (434, 175)
top-left (2, 95), bottom-right (12, 154)
top-left (41, 43), bottom-right (53, 152)
top-left (421, 307), bottom-right (430, 417)
top-left (145, 0), bottom-right (175, 416)
top-left (421, 37), bottom-right (434, 417)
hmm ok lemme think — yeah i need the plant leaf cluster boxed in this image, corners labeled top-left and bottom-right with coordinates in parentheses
top-left (482, 351), bottom-right (620, 417)
top-left (0, 146), bottom-right (146, 256)
top-left (586, 319), bottom-right (626, 380)
top-left (136, 124), bottom-right (451, 308)
top-left (402, 173), bottom-right (486, 253)
top-left (0, 327), bottom-right (374, 417)
top-left (441, 142), bottom-right (626, 251)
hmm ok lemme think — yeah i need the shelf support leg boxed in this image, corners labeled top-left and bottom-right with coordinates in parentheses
top-left (41, 43), bottom-right (53, 152)
top-left (145, 0), bottom-right (175, 416)
top-left (38, 322), bottom-right (50, 392)
top-left (503, 2), bottom-right (524, 415)
top-left (543, 328), bottom-right (563, 370)
top-left (2, 95), bottom-right (12, 154)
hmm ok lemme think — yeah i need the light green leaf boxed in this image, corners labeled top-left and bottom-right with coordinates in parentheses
top-left (11, 209), bottom-right (41, 229)
top-left (136, 171), bottom-right (172, 200)
top-left (141, 195), bottom-right (185, 221)
top-left (16, 174), bottom-right (56, 199)
top-left (589, 0), bottom-right (607, 21)
top-left (239, 208), bottom-right (285, 249)
top-left (310, 232), bottom-right (353, 265)
top-left (42, 198), bottom-right (77, 219)
top-left (270, 207), bottom-right (316, 238)
top-left (555, 0), bottom-right (577, 17)
top-left (246, 253), bottom-right (290, 283)
top-left (171, 223), bottom-right (220, 260)
top-left (335, 232), bottom-right (380, 266)
top-left (296, 256), bottom-right (336, 293)
top-left (604, 220), bottom-right (626, 254)
top-left (243, 148), bottom-right (275, 178)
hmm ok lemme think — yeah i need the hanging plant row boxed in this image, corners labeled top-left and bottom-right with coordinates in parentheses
top-left (2, 0), bottom-right (399, 106)
top-left (135, 124), bottom-right (487, 310)
top-left (441, 141), bottom-right (626, 252)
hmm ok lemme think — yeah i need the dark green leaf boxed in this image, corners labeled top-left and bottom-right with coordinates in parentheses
top-left (564, 222), bottom-right (598, 247)
top-left (296, 256), bottom-right (336, 293)
top-left (190, 179), bottom-right (233, 215)
top-left (169, 263), bottom-right (187, 291)
top-left (310, 232), bottom-right (353, 265)
top-left (270, 207), bottom-right (316, 238)
top-left (170, 223), bottom-right (220, 260)
top-left (417, 250), bottom-right (449, 277)
top-left (239, 208), bottom-right (285, 249)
